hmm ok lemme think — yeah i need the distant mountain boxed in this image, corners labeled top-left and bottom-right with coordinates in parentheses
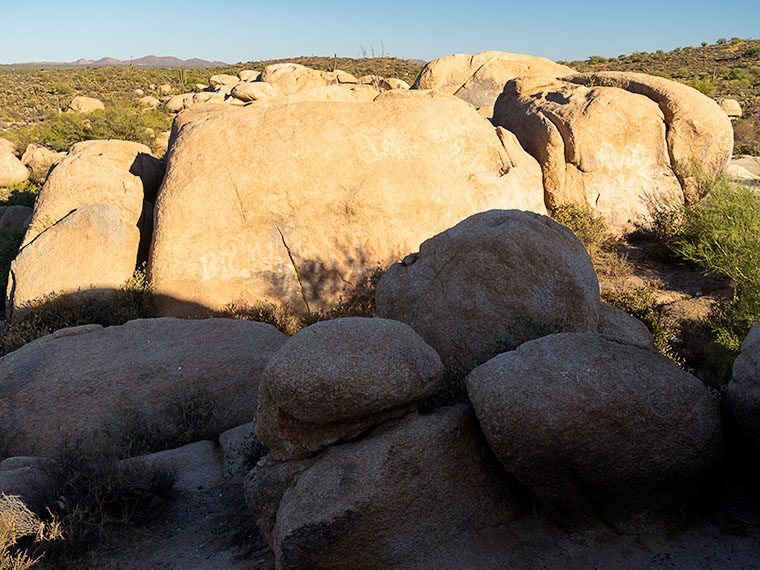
top-left (9, 55), bottom-right (229, 68)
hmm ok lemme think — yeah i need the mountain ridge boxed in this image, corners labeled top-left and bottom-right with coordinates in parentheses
top-left (8, 55), bottom-right (229, 68)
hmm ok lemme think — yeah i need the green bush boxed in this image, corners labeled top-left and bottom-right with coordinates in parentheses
top-left (549, 202), bottom-right (609, 250)
top-left (0, 181), bottom-right (40, 208)
top-left (0, 229), bottom-right (25, 306)
top-left (671, 179), bottom-right (760, 353)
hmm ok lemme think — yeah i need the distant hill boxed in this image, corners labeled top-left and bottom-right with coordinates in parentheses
top-left (8, 55), bottom-right (229, 68)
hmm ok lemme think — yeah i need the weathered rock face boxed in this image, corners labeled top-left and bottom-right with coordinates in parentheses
top-left (719, 98), bottom-right (742, 117)
top-left (380, 78), bottom-right (410, 90)
top-left (256, 317), bottom-right (443, 460)
top-left (230, 81), bottom-right (281, 102)
top-left (20, 143), bottom-right (65, 181)
top-left (150, 94), bottom-right (546, 317)
top-left (259, 63), bottom-right (335, 94)
top-left (157, 84), bottom-right (173, 95)
top-left (247, 406), bottom-right (526, 570)
top-left (0, 318), bottom-right (286, 457)
top-left (166, 93), bottom-right (194, 112)
top-left (0, 151), bottom-right (30, 187)
top-left (8, 203), bottom-right (140, 320)
top-left (465, 332), bottom-right (723, 532)
top-left (8, 140), bottom-right (162, 320)
top-left (493, 76), bottom-right (684, 229)
top-left (728, 322), bottom-right (760, 450)
top-left (563, 72), bottom-right (734, 203)
top-left (238, 69), bottom-right (261, 82)
top-left (24, 140), bottom-right (160, 247)
top-left (413, 51), bottom-right (574, 111)
top-left (209, 74), bottom-right (239, 89)
top-left (597, 302), bottom-right (654, 349)
top-left (376, 210), bottom-right (600, 363)
top-left (0, 138), bottom-right (17, 156)
top-left (67, 95), bottom-right (105, 113)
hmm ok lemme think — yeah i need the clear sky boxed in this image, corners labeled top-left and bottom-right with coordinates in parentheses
top-left (1, 0), bottom-right (757, 64)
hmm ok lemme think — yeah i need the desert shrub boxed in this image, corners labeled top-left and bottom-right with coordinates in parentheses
top-left (238, 435), bottom-right (270, 474)
top-left (114, 390), bottom-right (221, 458)
top-left (424, 316), bottom-right (564, 409)
top-left (0, 495), bottom-right (62, 570)
top-left (0, 268), bottom-right (153, 357)
top-left (671, 178), bottom-right (760, 354)
top-left (689, 77), bottom-right (716, 97)
top-left (220, 301), bottom-right (304, 336)
top-left (6, 103), bottom-right (171, 154)
top-left (602, 283), bottom-right (685, 367)
top-left (0, 182), bottom-right (40, 208)
top-left (40, 441), bottom-right (174, 563)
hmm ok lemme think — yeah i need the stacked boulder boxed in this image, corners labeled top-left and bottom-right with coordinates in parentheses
top-left (7, 140), bottom-right (162, 321)
top-left (493, 72), bottom-right (733, 229)
top-left (149, 92), bottom-right (545, 317)
top-left (244, 210), bottom-right (723, 568)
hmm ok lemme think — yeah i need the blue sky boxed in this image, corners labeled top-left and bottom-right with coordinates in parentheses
top-left (1, 0), bottom-right (757, 64)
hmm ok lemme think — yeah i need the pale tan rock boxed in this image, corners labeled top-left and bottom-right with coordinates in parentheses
top-left (564, 72), bottom-right (734, 203)
top-left (165, 92), bottom-right (194, 112)
top-left (238, 69), bottom-right (261, 82)
top-left (138, 95), bottom-right (160, 108)
top-left (195, 83), bottom-right (208, 90)
top-left (134, 88), bottom-right (144, 96)
top-left (157, 83), bottom-right (172, 95)
top-left (215, 85), bottom-right (232, 96)
top-left (209, 74), bottom-right (240, 89)
top-left (67, 95), bottom-right (105, 113)
top-left (124, 440), bottom-right (223, 492)
top-left (8, 203), bottom-right (140, 320)
top-left (0, 205), bottom-right (33, 231)
top-left (732, 156), bottom-right (760, 177)
top-left (256, 318), bottom-right (443, 460)
top-left (358, 74), bottom-right (384, 86)
top-left (192, 91), bottom-right (225, 105)
top-left (729, 322), bottom-right (760, 451)
top-left (0, 151), bottom-right (30, 187)
top-left (725, 163), bottom-right (760, 182)
top-left (154, 131), bottom-right (171, 156)
top-left (376, 210), bottom-right (600, 363)
top-left (0, 318), bottom-right (286, 456)
top-left (414, 51), bottom-right (575, 109)
top-left (251, 406), bottom-right (526, 570)
top-left (259, 63), bottom-right (335, 94)
top-left (380, 78), bottom-right (411, 90)
top-left (230, 81), bottom-right (281, 102)
top-left (150, 96), bottom-right (546, 317)
top-left (278, 85), bottom-right (358, 103)
top-left (0, 138), bottom-right (17, 156)
top-left (23, 140), bottom-right (161, 248)
top-left (332, 70), bottom-right (358, 84)
top-left (466, 332), bottom-right (723, 532)
top-left (720, 98), bottom-right (742, 117)
top-left (493, 77), bottom-right (684, 229)
top-left (20, 143), bottom-right (65, 181)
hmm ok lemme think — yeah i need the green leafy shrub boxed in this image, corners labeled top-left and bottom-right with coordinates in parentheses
top-left (549, 202), bottom-right (609, 251)
top-left (671, 178), bottom-right (760, 354)
top-left (0, 181), bottom-right (40, 209)
top-left (0, 268), bottom-right (153, 357)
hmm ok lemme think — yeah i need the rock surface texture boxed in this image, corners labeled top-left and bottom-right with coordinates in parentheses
top-left (255, 317), bottom-right (443, 460)
top-left (67, 95), bottom-right (105, 113)
top-left (149, 93), bottom-right (546, 316)
top-left (728, 322), bottom-right (760, 451)
top-left (7, 140), bottom-right (162, 320)
top-left (413, 51), bottom-right (574, 112)
top-left (376, 210), bottom-right (600, 363)
top-left (0, 318), bottom-right (286, 456)
top-left (465, 332), bottom-right (723, 532)
top-left (0, 151), bottom-right (30, 187)
top-left (246, 405), bottom-right (526, 570)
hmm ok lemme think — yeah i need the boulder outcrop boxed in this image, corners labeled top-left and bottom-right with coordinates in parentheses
top-left (728, 322), bottom-right (760, 451)
top-left (149, 93), bottom-right (546, 316)
top-left (0, 318), bottom-right (286, 456)
top-left (413, 51), bottom-right (574, 111)
top-left (259, 63), bottom-right (335, 94)
top-left (493, 75), bottom-right (685, 229)
top-left (67, 95), bottom-right (105, 113)
top-left (376, 210), bottom-right (600, 363)
top-left (0, 151), bottom-right (29, 187)
top-left (256, 317), bottom-right (443, 460)
top-left (246, 405), bottom-right (526, 570)
top-left (466, 332), bottom-right (723, 531)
